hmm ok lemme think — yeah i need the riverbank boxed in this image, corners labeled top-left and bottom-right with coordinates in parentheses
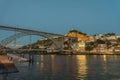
top-left (0, 55), bottom-right (18, 74)
top-left (14, 51), bottom-right (120, 55)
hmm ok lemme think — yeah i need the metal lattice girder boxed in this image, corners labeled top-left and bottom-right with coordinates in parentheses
top-left (0, 25), bottom-right (63, 37)
top-left (0, 32), bottom-right (63, 49)
top-left (0, 25), bottom-right (64, 49)
top-left (0, 32), bottom-right (28, 46)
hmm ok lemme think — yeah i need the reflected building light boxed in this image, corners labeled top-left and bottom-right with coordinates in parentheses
top-left (36, 62), bottom-right (39, 65)
top-left (51, 55), bottom-right (55, 68)
top-left (102, 55), bottom-right (107, 74)
top-left (51, 55), bottom-right (55, 69)
top-left (76, 55), bottom-right (88, 78)
top-left (93, 55), bottom-right (97, 58)
top-left (51, 55), bottom-right (55, 60)
top-left (40, 62), bottom-right (44, 69)
top-left (103, 55), bottom-right (107, 62)
top-left (50, 55), bottom-right (58, 77)
top-left (40, 55), bottom-right (44, 69)
top-left (40, 55), bottom-right (44, 61)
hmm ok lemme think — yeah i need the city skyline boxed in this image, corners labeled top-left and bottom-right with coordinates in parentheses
top-left (0, 0), bottom-right (120, 35)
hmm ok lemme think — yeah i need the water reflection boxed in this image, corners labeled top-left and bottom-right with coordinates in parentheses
top-left (39, 55), bottom-right (44, 69)
top-left (85, 55), bottom-right (120, 80)
top-left (3, 55), bottom-right (120, 80)
top-left (76, 55), bottom-right (87, 79)
top-left (103, 55), bottom-right (107, 62)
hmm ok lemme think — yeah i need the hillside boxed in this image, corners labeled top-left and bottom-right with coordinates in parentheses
top-left (65, 29), bottom-right (88, 41)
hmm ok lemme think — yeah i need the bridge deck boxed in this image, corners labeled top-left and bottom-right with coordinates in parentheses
top-left (0, 25), bottom-right (63, 36)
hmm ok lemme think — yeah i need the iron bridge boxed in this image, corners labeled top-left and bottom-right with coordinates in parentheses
top-left (0, 25), bottom-right (64, 49)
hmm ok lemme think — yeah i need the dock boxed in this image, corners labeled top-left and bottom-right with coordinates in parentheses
top-left (7, 53), bottom-right (28, 62)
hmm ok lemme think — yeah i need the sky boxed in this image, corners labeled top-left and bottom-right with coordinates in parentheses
top-left (0, 0), bottom-right (120, 35)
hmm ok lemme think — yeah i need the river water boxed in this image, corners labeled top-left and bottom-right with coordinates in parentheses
top-left (4, 55), bottom-right (120, 80)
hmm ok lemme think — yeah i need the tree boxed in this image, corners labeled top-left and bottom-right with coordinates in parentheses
top-left (85, 45), bottom-right (94, 53)
top-left (105, 40), bottom-right (111, 48)
top-left (96, 39), bottom-right (105, 44)
top-left (85, 42), bottom-right (95, 52)
top-left (105, 33), bottom-right (115, 36)
top-left (117, 38), bottom-right (120, 42)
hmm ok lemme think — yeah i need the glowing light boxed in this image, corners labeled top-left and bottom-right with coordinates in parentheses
top-left (76, 55), bottom-right (88, 79)
top-left (103, 55), bottom-right (107, 62)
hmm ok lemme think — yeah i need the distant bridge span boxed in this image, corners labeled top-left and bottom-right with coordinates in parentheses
top-left (0, 25), bottom-right (62, 36)
top-left (0, 25), bottom-right (64, 49)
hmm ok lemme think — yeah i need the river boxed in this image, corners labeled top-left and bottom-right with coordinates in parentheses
top-left (3, 55), bottom-right (120, 80)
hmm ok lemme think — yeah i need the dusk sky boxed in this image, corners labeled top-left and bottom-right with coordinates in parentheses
top-left (0, 0), bottom-right (120, 35)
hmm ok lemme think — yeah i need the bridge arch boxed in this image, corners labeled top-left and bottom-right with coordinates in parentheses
top-left (0, 25), bottom-right (64, 49)
top-left (0, 32), bottom-right (63, 49)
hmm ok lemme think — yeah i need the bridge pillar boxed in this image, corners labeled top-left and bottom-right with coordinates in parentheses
top-left (29, 54), bottom-right (34, 63)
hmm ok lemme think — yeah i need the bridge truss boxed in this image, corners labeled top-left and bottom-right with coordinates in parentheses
top-left (0, 25), bottom-right (64, 49)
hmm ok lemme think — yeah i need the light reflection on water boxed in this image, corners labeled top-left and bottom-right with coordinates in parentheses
top-left (2, 55), bottom-right (120, 80)
top-left (76, 55), bottom-right (88, 79)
